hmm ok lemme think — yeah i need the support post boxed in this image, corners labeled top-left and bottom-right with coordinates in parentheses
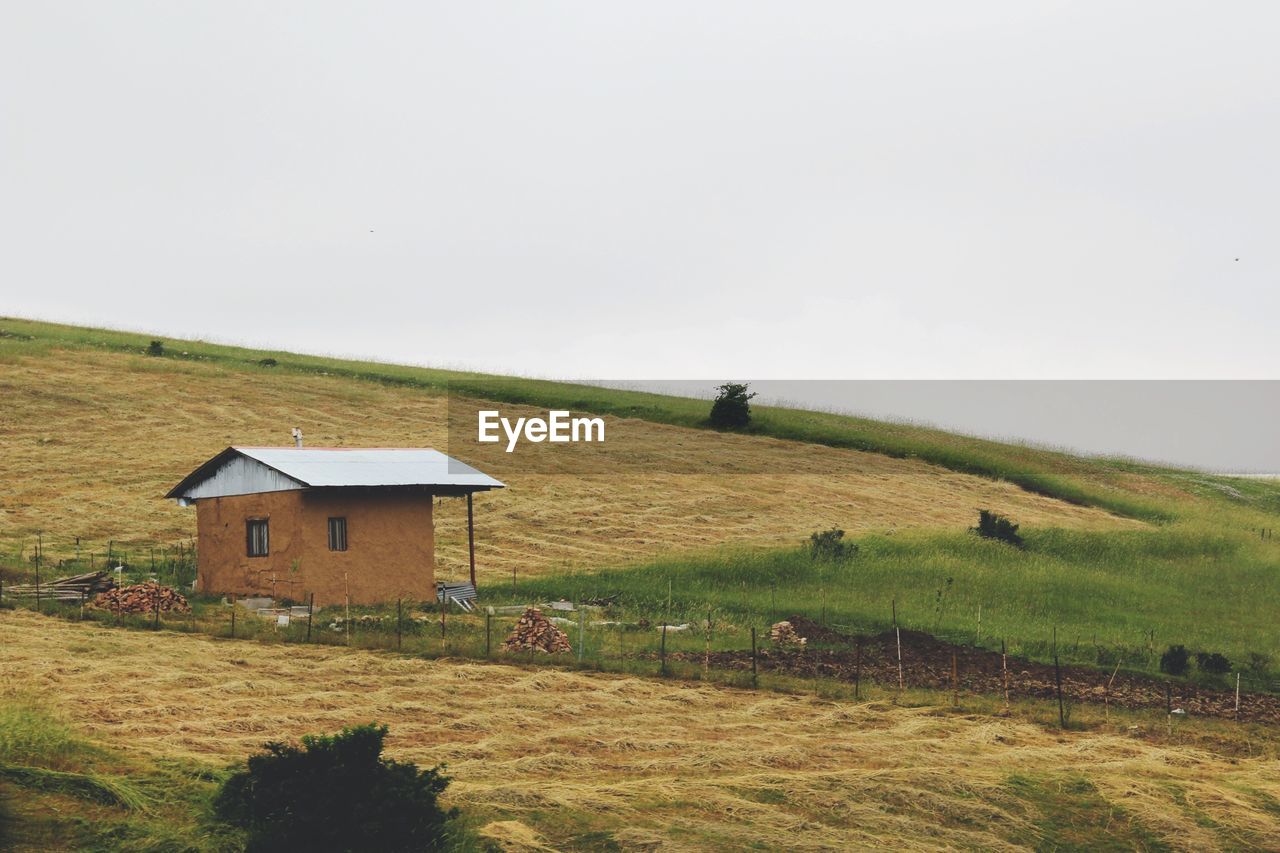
top-left (306, 593), bottom-right (314, 643)
top-left (467, 492), bottom-right (476, 589)
top-left (397, 598), bottom-right (403, 651)
top-left (751, 627), bottom-right (758, 688)
top-left (35, 530), bottom-right (42, 614)
top-left (660, 624), bottom-right (668, 677)
top-left (854, 637), bottom-right (862, 700)
top-left (486, 611), bottom-right (492, 657)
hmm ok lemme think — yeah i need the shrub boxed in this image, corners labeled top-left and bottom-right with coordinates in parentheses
top-left (1160, 644), bottom-right (1190, 676)
top-left (1195, 651), bottom-right (1232, 675)
top-left (147, 340), bottom-right (165, 356)
top-left (213, 723), bottom-right (455, 852)
top-left (1246, 652), bottom-right (1272, 680)
top-left (808, 528), bottom-right (857, 560)
top-left (971, 509), bottom-right (1024, 548)
top-left (258, 357), bottom-right (278, 367)
top-left (709, 382), bottom-right (756, 429)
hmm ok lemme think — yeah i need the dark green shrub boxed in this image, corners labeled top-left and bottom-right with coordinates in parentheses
top-left (1195, 651), bottom-right (1232, 675)
top-left (971, 509), bottom-right (1024, 548)
top-left (808, 528), bottom-right (857, 560)
top-left (1160, 644), bottom-right (1190, 676)
top-left (147, 340), bottom-right (165, 356)
top-left (258, 357), bottom-right (278, 367)
top-left (1246, 652), bottom-right (1272, 679)
top-left (213, 723), bottom-right (455, 852)
top-left (709, 383), bottom-right (756, 429)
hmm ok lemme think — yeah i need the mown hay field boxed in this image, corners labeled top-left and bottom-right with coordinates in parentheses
top-left (2, 610), bottom-right (1278, 850)
top-left (0, 346), bottom-right (1137, 581)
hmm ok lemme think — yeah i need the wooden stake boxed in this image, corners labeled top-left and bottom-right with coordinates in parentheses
top-left (854, 637), bottom-right (862, 700)
top-left (306, 593), bottom-right (314, 643)
top-left (976, 604), bottom-right (981, 645)
top-left (1001, 639), bottom-right (1009, 708)
top-left (344, 573), bottom-right (350, 647)
top-left (893, 598), bottom-right (904, 696)
top-left (1235, 672), bottom-right (1241, 721)
top-left (660, 624), bottom-right (668, 677)
top-left (578, 606), bottom-right (585, 663)
top-left (951, 650), bottom-right (958, 706)
top-left (1054, 653), bottom-right (1065, 728)
top-left (35, 531), bottom-right (43, 614)
top-left (396, 598), bottom-right (403, 651)
top-left (1105, 658), bottom-right (1122, 719)
top-left (466, 492), bottom-right (476, 588)
top-left (230, 594), bottom-right (236, 639)
top-left (751, 626), bottom-right (758, 687)
top-left (704, 607), bottom-right (711, 674)
top-left (486, 611), bottom-right (492, 657)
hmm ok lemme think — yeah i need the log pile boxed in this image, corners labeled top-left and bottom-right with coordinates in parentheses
top-left (5, 571), bottom-right (116, 602)
top-left (770, 621), bottom-right (807, 648)
top-left (502, 607), bottom-right (572, 654)
top-left (92, 582), bottom-right (191, 614)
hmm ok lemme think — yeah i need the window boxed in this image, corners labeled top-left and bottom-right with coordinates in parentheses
top-left (328, 517), bottom-right (348, 552)
top-left (246, 519), bottom-right (269, 557)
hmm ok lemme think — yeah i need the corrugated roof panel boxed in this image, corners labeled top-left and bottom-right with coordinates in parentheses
top-left (237, 447), bottom-right (504, 489)
top-left (168, 447), bottom-right (504, 499)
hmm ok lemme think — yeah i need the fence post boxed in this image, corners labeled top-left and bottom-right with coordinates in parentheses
top-left (893, 598), bottom-right (904, 697)
top-left (952, 650), bottom-right (958, 706)
top-left (396, 598), bottom-right (403, 651)
top-left (1001, 639), bottom-right (1009, 709)
top-left (34, 531), bottom-right (42, 614)
top-left (306, 593), bottom-right (314, 643)
top-left (751, 627), bottom-right (758, 688)
top-left (1054, 650), bottom-right (1064, 722)
top-left (577, 607), bottom-right (585, 664)
top-left (660, 624), bottom-right (668, 677)
top-left (230, 594), bottom-right (236, 639)
top-left (854, 637), bottom-right (862, 700)
top-left (1235, 672), bottom-right (1241, 721)
top-left (153, 594), bottom-right (160, 630)
top-left (486, 610), bottom-right (492, 657)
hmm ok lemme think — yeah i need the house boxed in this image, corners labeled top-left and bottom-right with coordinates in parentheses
top-left (166, 446), bottom-right (504, 605)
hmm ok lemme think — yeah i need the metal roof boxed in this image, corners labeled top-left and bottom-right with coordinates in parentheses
top-left (166, 446), bottom-right (504, 499)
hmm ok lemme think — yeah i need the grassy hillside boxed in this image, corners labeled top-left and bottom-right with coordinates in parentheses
top-left (0, 320), bottom-right (1142, 582)
top-left (6, 316), bottom-right (1255, 524)
top-left (4, 610), bottom-right (1280, 851)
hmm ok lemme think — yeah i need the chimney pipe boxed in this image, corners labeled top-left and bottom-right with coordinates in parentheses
top-left (291, 427), bottom-right (303, 448)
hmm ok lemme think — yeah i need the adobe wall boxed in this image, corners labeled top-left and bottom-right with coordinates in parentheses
top-left (195, 489), bottom-right (435, 606)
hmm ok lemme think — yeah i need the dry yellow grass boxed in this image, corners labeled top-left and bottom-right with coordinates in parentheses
top-left (3, 609), bottom-right (1277, 851)
top-left (1, 348), bottom-right (1135, 581)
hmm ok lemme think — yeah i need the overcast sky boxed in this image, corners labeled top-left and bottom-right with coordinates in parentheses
top-left (2, 4), bottom-right (1277, 466)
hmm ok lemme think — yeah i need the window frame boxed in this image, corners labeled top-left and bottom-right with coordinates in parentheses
top-left (246, 518), bottom-right (269, 558)
top-left (327, 516), bottom-right (348, 552)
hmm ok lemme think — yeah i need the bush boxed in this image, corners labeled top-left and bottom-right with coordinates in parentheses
top-left (808, 528), bottom-right (857, 561)
top-left (971, 509), bottom-right (1024, 548)
top-left (1160, 644), bottom-right (1190, 677)
top-left (1195, 651), bottom-right (1232, 675)
top-left (709, 383), bottom-right (756, 429)
top-left (1246, 652), bottom-right (1272, 680)
top-left (258, 357), bottom-right (278, 367)
top-left (213, 723), bottom-right (455, 852)
top-left (147, 340), bottom-right (165, 356)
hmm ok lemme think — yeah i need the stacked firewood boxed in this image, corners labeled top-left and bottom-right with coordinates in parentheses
top-left (5, 571), bottom-right (115, 602)
top-left (502, 607), bottom-right (572, 654)
top-left (92, 581), bottom-right (191, 614)
top-left (770, 621), bottom-right (807, 648)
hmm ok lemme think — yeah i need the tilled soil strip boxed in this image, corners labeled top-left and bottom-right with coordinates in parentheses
top-left (660, 619), bottom-right (1279, 724)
